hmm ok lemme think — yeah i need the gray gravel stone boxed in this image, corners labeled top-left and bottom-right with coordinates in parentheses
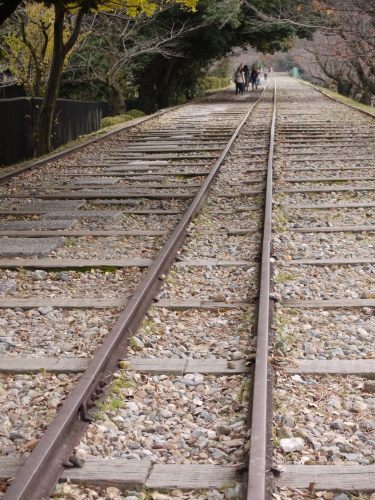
top-left (281, 415), bottom-right (295, 428)
top-left (209, 448), bottom-right (228, 460)
top-left (302, 342), bottom-right (316, 354)
top-left (0, 280), bottom-right (17, 295)
top-left (128, 442), bottom-right (141, 450)
top-left (207, 492), bottom-right (224, 500)
top-left (213, 293), bottom-right (226, 302)
top-left (226, 485), bottom-right (243, 499)
top-left (195, 435), bottom-right (209, 449)
top-left (279, 437), bottom-right (304, 452)
top-left (32, 270), bottom-right (48, 280)
top-left (341, 453), bottom-right (364, 462)
top-left (38, 306), bottom-right (54, 314)
top-left (364, 380), bottom-right (375, 393)
top-left (331, 419), bottom-right (344, 431)
top-left (360, 420), bottom-right (375, 431)
top-left (217, 425), bottom-right (231, 435)
top-left (332, 494), bottom-right (350, 500)
top-left (125, 402), bottom-right (139, 413)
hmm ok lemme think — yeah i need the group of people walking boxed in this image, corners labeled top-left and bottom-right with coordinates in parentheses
top-left (234, 64), bottom-right (260, 95)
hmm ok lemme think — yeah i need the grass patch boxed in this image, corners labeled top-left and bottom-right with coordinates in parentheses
top-left (63, 239), bottom-right (77, 247)
top-left (274, 225), bottom-right (286, 233)
top-left (319, 87), bottom-right (375, 115)
top-left (272, 426), bottom-right (280, 447)
top-left (273, 311), bottom-right (296, 347)
top-left (237, 379), bottom-right (251, 403)
top-left (273, 271), bottom-right (298, 284)
top-left (95, 370), bottom-right (135, 420)
top-left (300, 80), bottom-right (375, 116)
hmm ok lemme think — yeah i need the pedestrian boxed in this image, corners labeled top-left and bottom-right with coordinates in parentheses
top-left (234, 64), bottom-right (244, 95)
top-left (250, 66), bottom-right (259, 91)
top-left (243, 65), bottom-right (250, 91)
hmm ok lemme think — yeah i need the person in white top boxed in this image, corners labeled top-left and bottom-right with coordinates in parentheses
top-left (234, 64), bottom-right (244, 95)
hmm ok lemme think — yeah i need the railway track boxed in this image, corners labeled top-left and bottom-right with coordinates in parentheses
top-left (1, 74), bottom-right (375, 500)
top-left (272, 78), bottom-right (375, 499)
top-left (0, 83), bottom-right (274, 499)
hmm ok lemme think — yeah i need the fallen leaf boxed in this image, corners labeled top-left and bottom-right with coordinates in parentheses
top-left (118, 360), bottom-right (130, 369)
top-left (25, 438), bottom-right (40, 450)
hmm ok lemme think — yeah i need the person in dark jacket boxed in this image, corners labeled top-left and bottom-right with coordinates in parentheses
top-left (243, 65), bottom-right (250, 91)
top-left (250, 66), bottom-right (259, 91)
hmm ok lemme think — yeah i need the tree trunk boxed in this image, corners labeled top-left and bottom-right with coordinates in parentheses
top-left (106, 19), bottom-right (125, 116)
top-left (337, 77), bottom-right (352, 97)
top-left (138, 56), bottom-right (178, 113)
top-left (35, 3), bottom-right (65, 156)
top-left (359, 87), bottom-right (372, 105)
top-left (34, 65), bottom-right (42, 97)
top-left (109, 83), bottom-right (126, 115)
top-left (35, 3), bottom-right (84, 157)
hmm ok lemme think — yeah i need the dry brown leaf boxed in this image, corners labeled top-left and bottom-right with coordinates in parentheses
top-left (25, 438), bottom-right (40, 450)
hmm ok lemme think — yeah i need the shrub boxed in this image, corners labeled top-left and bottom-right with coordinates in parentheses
top-left (200, 76), bottom-right (230, 90)
top-left (126, 109), bottom-right (145, 118)
top-left (100, 115), bottom-right (133, 128)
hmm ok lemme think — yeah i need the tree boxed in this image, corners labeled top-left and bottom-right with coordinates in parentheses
top-left (252, 0), bottom-right (375, 101)
top-left (8, 0), bottom-right (197, 156)
top-left (134, 0), bottom-right (316, 112)
top-left (1, 3), bottom-right (57, 96)
top-left (62, 5), bottom-right (203, 114)
top-left (289, 0), bottom-right (375, 101)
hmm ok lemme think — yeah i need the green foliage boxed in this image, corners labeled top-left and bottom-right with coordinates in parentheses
top-left (2, 2), bottom-right (58, 97)
top-left (135, 0), bottom-right (317, 112)
top-left (125, 109), bottom-right (145, 118)
top-left (201, 76), bottom-right (230, 90)
top-left (100, 109), bottom-right (145, 127)
top-left (210, 60), bottom-right (230, 78)
top-left (100, 114), bottom-right (133, 128)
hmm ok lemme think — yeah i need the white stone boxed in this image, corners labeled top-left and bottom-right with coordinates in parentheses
top-left (125, 402), bottom-right (139, 412)
top-left (279, 437), bottom-right (304, 453)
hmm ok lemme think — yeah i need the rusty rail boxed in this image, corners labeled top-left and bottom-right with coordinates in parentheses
top-left (3, 86), bottom-right (271, 500)
top-left (247, 76), bottom-right (277, 499)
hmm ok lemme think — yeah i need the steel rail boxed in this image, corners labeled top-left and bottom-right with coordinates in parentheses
top-left (3, 86), bottom-right (270, 500)
top-left (247, 76), bottom-right (277, 499)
